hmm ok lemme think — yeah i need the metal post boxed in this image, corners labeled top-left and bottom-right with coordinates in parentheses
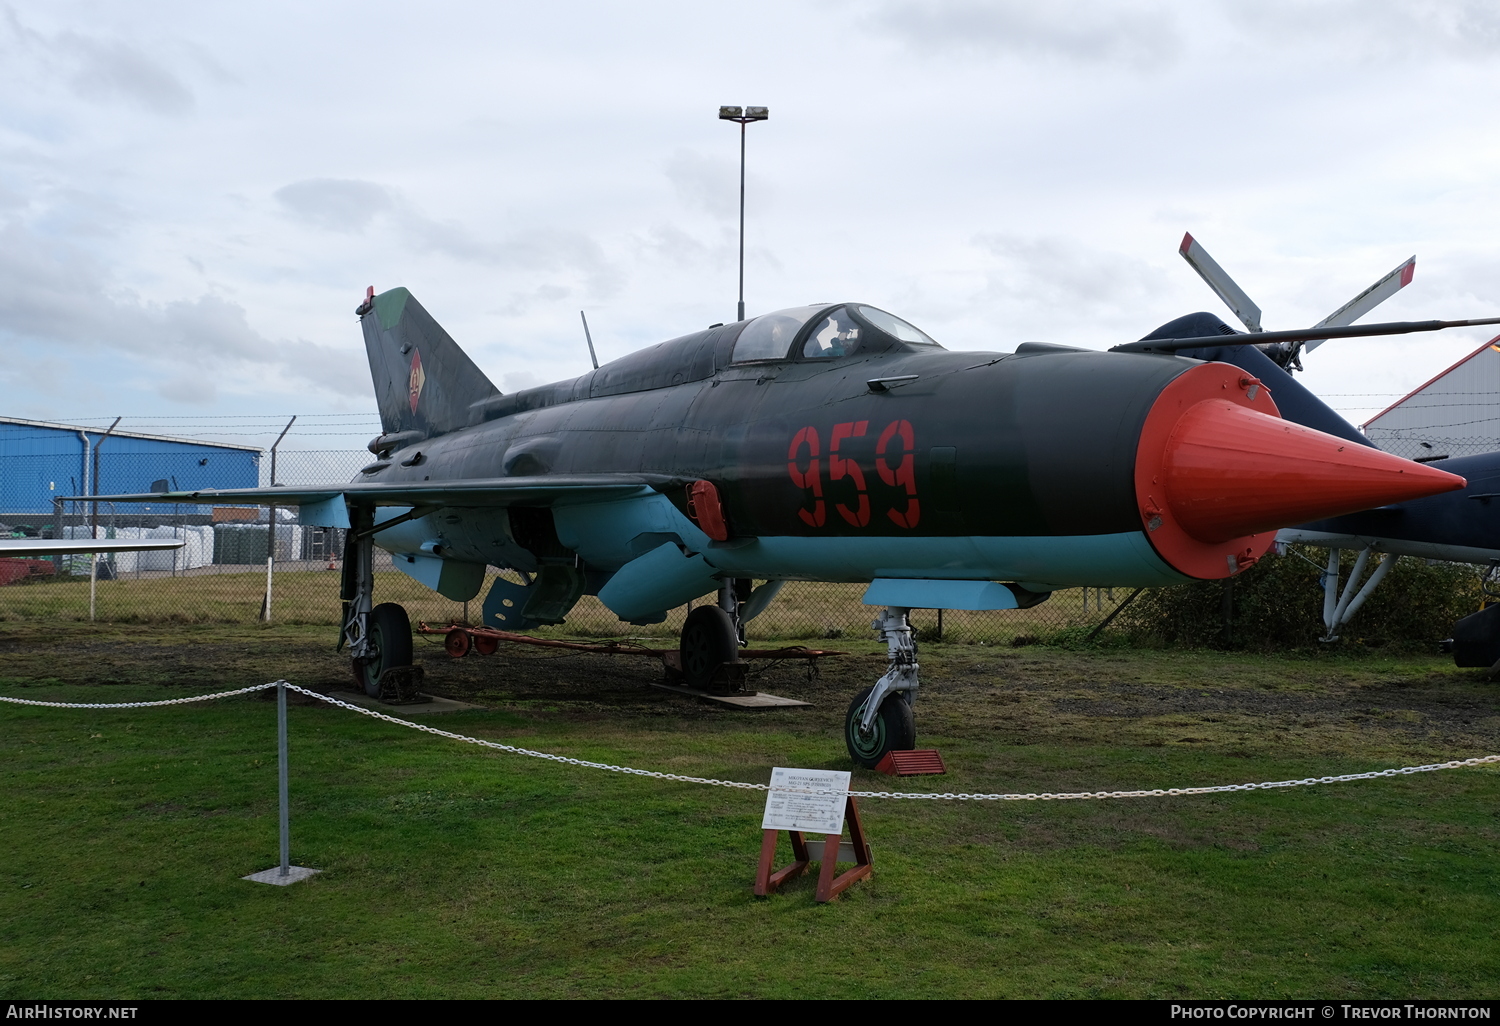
top-left (720, 105), bottom-right (766, 322)
top-left (90, 417), bottom-right (121, 540)
top-left (738, 120), bottom-right (746, 323)
top-left (243, 679), bottom-right (319, 885)
top-left (51, 497), bottom-right (63, 577)
top-left (278, 678), bottom-right (289, 877)
top-left (89, 548), bottom-right (97, 622)
top-left (263, 416), bottom-right (295, 623)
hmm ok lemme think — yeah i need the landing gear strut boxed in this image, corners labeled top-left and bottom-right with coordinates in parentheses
top-left (340, 505), bottom-right (415, 697)
top-left (844, 606), bottom-right (920, 768)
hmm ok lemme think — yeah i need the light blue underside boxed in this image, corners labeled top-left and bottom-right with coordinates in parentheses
top-left (706, 531), bottom-right (1186, 592)
top-left (298, 494), bottom-right (350, 529)
top-left (363, 493), bottom-right (1187, 614)
top-left (390, 551), bottom-right (486, 601)
top-left (553, 492), bottom-right (711, 567)
top-left (596, 541), bottom-right (720, 623)
top-left (862, 579), bottom-right (1018, 610)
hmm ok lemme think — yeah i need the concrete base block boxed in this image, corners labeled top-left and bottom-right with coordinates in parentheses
top-left (243, 865), bottom-right (321, 886)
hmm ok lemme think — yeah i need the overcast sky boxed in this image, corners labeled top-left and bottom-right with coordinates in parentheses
top-left (3, 0), bottom-right (1498, 450)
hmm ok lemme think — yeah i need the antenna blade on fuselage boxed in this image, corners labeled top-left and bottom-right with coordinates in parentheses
top-left (1304, 256), bottom-right (1416, 353)
top-left (1179, 232), bottom-right (1264, 333)
top-left (581, 310), bottom-right (599, 370)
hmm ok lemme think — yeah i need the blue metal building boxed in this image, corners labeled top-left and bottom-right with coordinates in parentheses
top-left (0, 417), bottom-right (260, 518)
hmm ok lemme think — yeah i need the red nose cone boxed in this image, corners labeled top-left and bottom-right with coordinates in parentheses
top-left (1164, 400), bottom-right (1466, 543)
top-left (1135, 363), bottom-right (1467, 580)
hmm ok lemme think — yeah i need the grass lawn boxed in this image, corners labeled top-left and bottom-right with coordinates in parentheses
top-left (1, 623), bottom-right (1498, 998)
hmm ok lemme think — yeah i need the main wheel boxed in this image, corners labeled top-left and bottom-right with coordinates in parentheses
top-left (844, 686), bottom-right (917, 769)
top-left (353, 602), bottom-right (413, 697)
top-left (680, 605), bottom-right (738, 689)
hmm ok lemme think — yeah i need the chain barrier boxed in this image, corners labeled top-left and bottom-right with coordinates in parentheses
top-left (0, 681), bottom-right (280, 709)
top-left (276, 684), bottom-right (1500, 802)
top-left (5, 679), bottom-right (1500, 802)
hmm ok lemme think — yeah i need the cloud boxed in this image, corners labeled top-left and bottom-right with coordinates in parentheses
top-left (864, 0), bottom-right (1181, 67)
top-left (1220, 0), bottom-right (1500, 62)
top-left (3, 12), bottom-right (195, 116)
top-left (274, 179), bottom-right (619, 293)
top-left (638, 222), bottom-right (724, 269)
top-left (275, 177), bottom-right (489, 258)
top-left (0, 215), bottom-right (366, 400)
top-left (60, 32), bottom-right (194, 115)
top-left (969, 234), bottom-right (1166, 328)
top-left (664, 150), bottom-right (738, 220)
top-left (502, 371), bottom-right (542, 392)
top-left (275, 178), bottom-right (394, 233)
top-left (155, 373), bottom-right (214, 404)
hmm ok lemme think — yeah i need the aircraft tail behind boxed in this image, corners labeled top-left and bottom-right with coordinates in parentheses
top-left (1140, 311), bottom-right (1374, 448)
top-left (358, 287), bottom-right (500, 441)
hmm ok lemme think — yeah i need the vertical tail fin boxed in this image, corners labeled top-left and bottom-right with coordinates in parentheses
top-left (358, 287), bottom-right (499, 440)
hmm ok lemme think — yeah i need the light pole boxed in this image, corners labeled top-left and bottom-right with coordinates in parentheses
top-left (719, 105), bottom-right (769, 323)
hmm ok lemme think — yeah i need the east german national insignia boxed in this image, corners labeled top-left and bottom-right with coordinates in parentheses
top-left (408, 349), bottom-right (426, 413)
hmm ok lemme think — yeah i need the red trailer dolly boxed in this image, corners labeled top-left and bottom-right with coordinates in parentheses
top-left (416, 622), bottom-right (839, 706)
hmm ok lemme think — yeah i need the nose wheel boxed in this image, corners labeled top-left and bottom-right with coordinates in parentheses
top-left (844, 606), bottom-right (921, 768)
top-left (844, 686), bottom-right (916, 768)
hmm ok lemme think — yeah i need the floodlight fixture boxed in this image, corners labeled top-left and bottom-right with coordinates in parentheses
top-left (720, 104), bottom-right (770, 321)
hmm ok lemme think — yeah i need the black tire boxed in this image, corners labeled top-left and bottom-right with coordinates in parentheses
top-left (844, 686), bottom-right (917, 769)
top-left (353, 602), bottom-right (413, 697)
top-left (680, 605), bottom-right (738, 689)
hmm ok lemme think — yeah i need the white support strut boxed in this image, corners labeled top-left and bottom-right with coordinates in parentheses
top-left (1321, 547), bottom-right (1395, 642)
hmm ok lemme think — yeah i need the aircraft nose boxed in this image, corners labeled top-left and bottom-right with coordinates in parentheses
top-left (1134, 362), bottom-right (1466, 579)
top-left (1161, 399), bottom-right (1466, 543)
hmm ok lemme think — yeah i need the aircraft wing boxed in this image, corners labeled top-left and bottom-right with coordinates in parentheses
top-left (76, 474), bottom-right (672, 510)
top-left (0, 538), bottom-right (185, 556)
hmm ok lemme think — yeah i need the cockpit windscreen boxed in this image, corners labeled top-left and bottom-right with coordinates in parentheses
top-left (731, 306), bottom-right (826, 363)
top-left (731, 303), bottom-right (942, 364)
top-left (854, 305), bottom-right (941, 347)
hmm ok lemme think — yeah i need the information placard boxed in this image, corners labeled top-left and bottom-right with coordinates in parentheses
top-left (761, 767), bottom-right (851, 835)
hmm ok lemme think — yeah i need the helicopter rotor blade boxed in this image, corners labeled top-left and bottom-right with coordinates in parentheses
top-left (1178, 232), bottom-right (1264, 333)
top-left (1302, 255), bottom-right (1417, 354)
top-left (1112, 315), bottom-right (1500, 354)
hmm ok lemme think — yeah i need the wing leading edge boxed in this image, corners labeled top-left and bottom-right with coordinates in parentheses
top-left (74, 474), bottom-right (673, 512)
top-left (0, 538), bottom-right (186, 556)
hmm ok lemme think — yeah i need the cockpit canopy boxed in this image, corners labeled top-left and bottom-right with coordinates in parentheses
top-left (731, 304), bottom-right (941, 364)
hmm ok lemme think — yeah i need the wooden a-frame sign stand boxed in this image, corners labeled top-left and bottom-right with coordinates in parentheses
top-left (753, 795), bottom-right (872, 902)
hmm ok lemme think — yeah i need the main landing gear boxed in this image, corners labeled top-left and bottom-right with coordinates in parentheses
top-left (844, 606), bottom-right (920, 768)
top-left (678, 578), bottom-right (748, 689)
top-left (341, 505), bottom-right (417, 700)
top-left (355, 602), bottom-right (414, 696)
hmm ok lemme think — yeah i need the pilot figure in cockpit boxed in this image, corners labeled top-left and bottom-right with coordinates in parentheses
top-left (803, 306), bottom-right (862, 359)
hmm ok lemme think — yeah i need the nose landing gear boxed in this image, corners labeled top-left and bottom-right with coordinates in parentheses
top-left (844, 606), bottom-right (920, 768)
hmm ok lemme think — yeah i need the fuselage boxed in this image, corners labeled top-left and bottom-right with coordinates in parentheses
top-left (362, 302), bottom-right (1465, 596)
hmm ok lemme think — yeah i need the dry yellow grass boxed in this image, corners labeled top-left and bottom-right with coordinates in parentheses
top-left (0, 569), bottom-right (1112, 642)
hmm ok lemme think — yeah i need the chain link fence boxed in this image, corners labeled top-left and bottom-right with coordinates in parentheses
top-left (0, 449), bottom-right (1129, 643)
